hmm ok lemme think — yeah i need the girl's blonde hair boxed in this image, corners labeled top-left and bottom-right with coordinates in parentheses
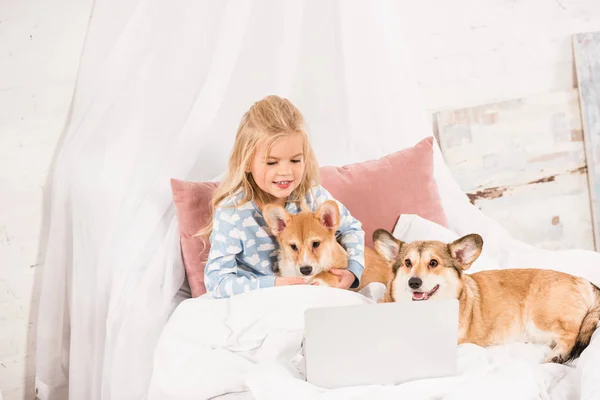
top-left (196, 95), bottom-right (319, 239)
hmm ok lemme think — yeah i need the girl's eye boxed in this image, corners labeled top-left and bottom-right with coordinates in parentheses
top-left (312, 241), bottom-right (320, 249)
top-left (290, 244), bottom-right (298, 251)
top-left (267, 161), bottom-right (277, 166)
top-left (429, 259), bottom-right (438, 267)
top-left (291, 159), bottom-right (302, 164)
top-left (405, 259), bottom-right (412, 268)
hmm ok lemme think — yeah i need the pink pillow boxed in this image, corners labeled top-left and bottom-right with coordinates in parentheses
top-left (170, 179), bottom-right (218, 297)
top-left (171, 136), bottom-right (447, 297)
top-left (319, 136), bottom-right (447, 249)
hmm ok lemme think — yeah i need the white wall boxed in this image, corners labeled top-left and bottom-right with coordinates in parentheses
top-left (0, 0), bottom-right (92, 398)
top-left (405, 0), bottom-right (600, 113)
top-left (1, 0), bottom-right (599, 398)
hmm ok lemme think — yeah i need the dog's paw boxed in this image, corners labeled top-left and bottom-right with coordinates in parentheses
top-left (543, 354), bottom-right (566, 364)
top-left (308, 272), bottom-right (340, 288)
top-left (309, 278), bottom-right (332, 287)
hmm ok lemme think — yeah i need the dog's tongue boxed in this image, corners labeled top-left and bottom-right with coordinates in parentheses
top-left (412, 292), bottom-right (425, 300)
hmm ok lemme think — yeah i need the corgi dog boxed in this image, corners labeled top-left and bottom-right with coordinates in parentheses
top-left (262, 200), bottom-right (391, 290)
top-left (372, 229), bottom-right (600, 364)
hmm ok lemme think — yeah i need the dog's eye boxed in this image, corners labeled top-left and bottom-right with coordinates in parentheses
top-left (404, 259), bottom-right (412, 268)
top-left (312, 241), bottom-right (320, 249)
top-left (290, 244), bottom-right (298, 251)
top-left (429, 259), bottom-right (438, 268)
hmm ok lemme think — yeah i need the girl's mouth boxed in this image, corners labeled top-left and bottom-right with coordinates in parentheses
top-left (274, 180), bottom-right (292, 189)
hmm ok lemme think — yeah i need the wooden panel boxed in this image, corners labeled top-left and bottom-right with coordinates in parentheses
top-left (435, 89), bottom-right (594, 251)
top-left (573, 32), bottom-right (600, 250)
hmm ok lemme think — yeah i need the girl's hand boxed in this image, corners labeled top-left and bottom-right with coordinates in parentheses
top-left (329, 268), bottom-right (356, 289)
top-left (275, 277), bottom-right (309, 286)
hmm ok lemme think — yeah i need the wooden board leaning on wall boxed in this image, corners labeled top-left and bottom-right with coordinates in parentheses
top-left (434, 89), bottom-right (594, 251)
top-left (574, 31), bottom-right (600, 252)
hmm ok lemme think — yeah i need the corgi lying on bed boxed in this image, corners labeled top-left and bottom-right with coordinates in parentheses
top-left (262, 200), bottom-right (391, 290)
top-left (372, 229), bottom-right (600, 364)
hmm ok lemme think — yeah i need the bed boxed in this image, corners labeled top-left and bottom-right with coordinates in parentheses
top-left (146, 213), bottom-right (600, 400)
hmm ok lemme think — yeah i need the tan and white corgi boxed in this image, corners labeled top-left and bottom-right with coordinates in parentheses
top-left (262, 200), bottom-right (391, 291)
top-left (372, 228), bottom-right (600, 364)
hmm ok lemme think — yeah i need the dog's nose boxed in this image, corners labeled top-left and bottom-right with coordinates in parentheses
top-left (299, 266), bottom-right (313, 276)
top-left (408, 277), bottom-right (422, 289)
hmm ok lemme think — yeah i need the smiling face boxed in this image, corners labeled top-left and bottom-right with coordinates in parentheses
top-left (249, 132), bottom-right (306, 206)
top-left (372, 229), bottom-right (483, 302)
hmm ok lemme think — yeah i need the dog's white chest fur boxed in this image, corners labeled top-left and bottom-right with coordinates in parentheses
top-left (277, 257), bottom-right (301, 277)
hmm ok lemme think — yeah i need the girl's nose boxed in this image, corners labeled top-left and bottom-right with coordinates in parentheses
top-left (278, 164), bottom-right (292, 175)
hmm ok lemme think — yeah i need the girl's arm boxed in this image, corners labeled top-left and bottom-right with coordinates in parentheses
top-left (313, 185), bottom-right (365, 288)
top-left (204, 207), bottom-right (276, 298)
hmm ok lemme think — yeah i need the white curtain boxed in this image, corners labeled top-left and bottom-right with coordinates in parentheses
top-left (35, 1), bottom-right (462, 399)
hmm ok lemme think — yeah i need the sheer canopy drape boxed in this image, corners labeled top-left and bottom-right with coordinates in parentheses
top-left (34, 1), bottom-right (446, 399)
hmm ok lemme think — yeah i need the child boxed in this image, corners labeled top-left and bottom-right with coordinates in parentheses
top-left (198, 95), bottom-right (366, 299)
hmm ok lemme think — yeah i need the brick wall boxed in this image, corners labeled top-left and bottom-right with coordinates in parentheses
top-left (0, 0), bottom-right (92, 398)
top-left (402, 0), bottom-right (600, 112)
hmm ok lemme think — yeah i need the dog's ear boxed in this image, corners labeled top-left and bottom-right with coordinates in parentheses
top-left (373, 229), bottom-right (404, 263)
top-left (316, 200), bottom-right (340, 232)
top-left (448, 234), bottom-right (483, 270)
top-left (263, 204), bottom-right (290, 236)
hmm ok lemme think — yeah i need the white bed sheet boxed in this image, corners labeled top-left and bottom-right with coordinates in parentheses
top-left (211, 393), bottom-right (255, 400)
top-left (147, 215), bottom-right (600, 400)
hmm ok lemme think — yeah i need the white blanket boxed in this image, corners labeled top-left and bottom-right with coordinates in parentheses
top-left (148, 215), bottom-right (600, 400)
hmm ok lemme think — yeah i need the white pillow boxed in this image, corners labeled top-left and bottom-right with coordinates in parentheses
top-left (391, 214), bottom-right (501, 274)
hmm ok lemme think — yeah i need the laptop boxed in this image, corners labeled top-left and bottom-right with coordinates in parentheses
top-left (303, 299), bottom-right (459, 389)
